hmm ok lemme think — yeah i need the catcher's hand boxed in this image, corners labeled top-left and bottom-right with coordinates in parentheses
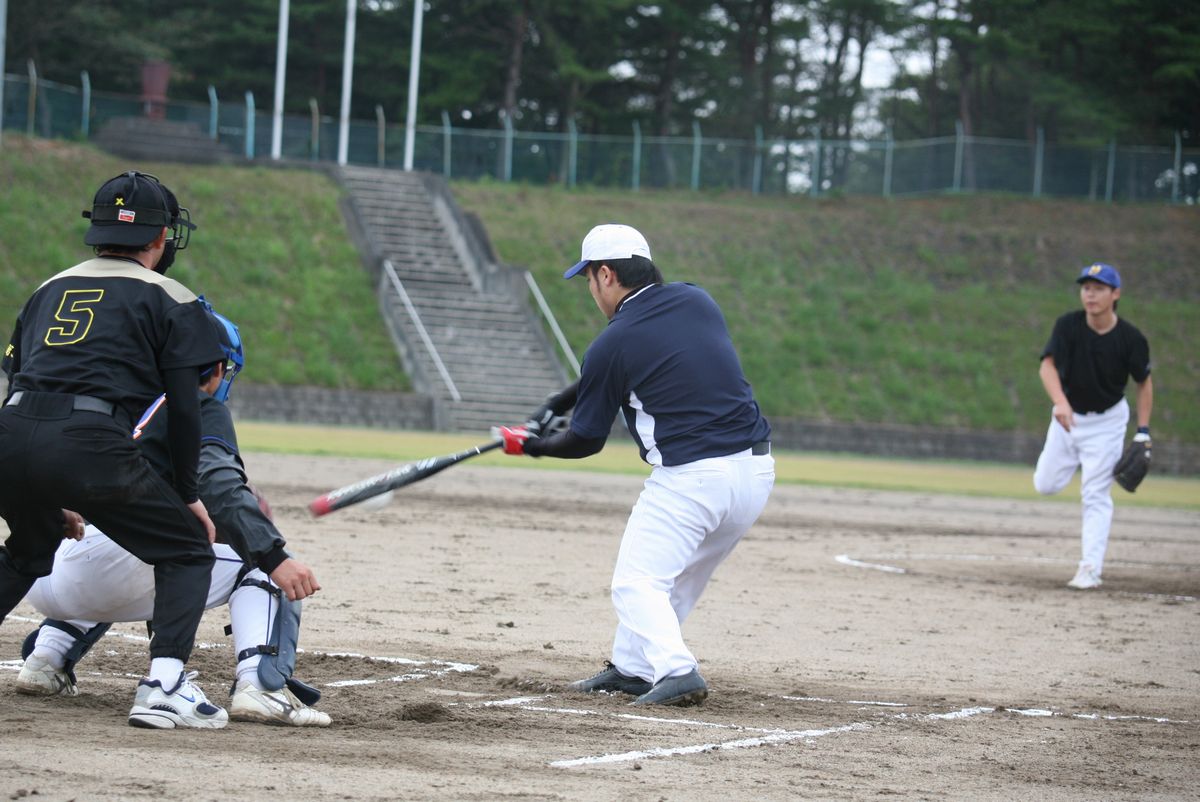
top-left (1113, 430), bottom-right (1151, 493)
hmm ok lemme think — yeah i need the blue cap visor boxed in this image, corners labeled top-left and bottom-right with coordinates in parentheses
top-left (563, 260), bottom-right (590, 279)
top-left (1076, 265), bottom-right (1120, 288)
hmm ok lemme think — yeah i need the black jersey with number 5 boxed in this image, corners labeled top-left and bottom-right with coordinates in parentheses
top-left (2, 257), bottom-right (224, 421)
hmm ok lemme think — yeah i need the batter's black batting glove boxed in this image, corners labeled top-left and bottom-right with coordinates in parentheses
top-left (526, 381), bottom-right (580, 435)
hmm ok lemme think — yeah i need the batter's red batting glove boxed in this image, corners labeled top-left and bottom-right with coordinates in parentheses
top-left (495, 424), bottom-right (535, 455)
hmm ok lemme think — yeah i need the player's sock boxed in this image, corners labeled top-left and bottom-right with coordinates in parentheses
top-left (148, 657), bottom-right (185, 686)
top-left (235, 656), bottom-right (265, 690)
top-left (31, 627), bottom-right (76, 669)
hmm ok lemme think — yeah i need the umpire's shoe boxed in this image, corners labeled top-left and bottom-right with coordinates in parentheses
top-left (230, 680), bottom-right (332, 727)
top-left (631, 668), bottom-right (708, 707)
top-left (15, 655), bottom-right (79, 697)
top-left (569, 661), bottom-right (652, 696)
top-left (128, 671), bottom-right (229, 729)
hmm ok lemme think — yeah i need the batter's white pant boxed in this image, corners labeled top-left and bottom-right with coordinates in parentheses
top-left (1033, 398), bottom-right (1128, 575)
top-left (610, 450), bottom-right (775, 684)
top-left (23, 525), bottom-right (279, 684)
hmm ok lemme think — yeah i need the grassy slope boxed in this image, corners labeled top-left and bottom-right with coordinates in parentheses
top-left (452, 181), bottom-right (1200, 442)
top-left (2, 136), bottom-right (1195, 445)
top-left (0, 136), bottom-right (407, 391)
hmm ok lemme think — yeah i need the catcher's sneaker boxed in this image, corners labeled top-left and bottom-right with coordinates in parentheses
top-left (569, 661), bottom-right (652, 696)
top-left (631, 669), bottom-right (708, 707)
top-left (15, 655), bottom-right (79, 697)
top-left (128, 671), bottom-right (228, 729)
top-left (1067, 563), bottom-right (1102, 590)
top-left (229, 680), bottom-right (331, 727)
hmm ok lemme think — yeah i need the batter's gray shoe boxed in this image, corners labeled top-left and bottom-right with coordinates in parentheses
top-left (128, 671), bottom-right (228, 729)
top-left (631, 669), bottom-right (708, 707)
top-left (569, 661), bottom-right (652, 696)
top-left (15, 655), bottom-right (79, 697)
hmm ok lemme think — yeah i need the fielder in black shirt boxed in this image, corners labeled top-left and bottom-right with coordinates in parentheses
top-left (0, 171), bottom-right (230, 728)
top-left (1033, 262), bottom-right (1153, 590)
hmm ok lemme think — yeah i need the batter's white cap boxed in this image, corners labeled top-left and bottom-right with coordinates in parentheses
top-left (564, 224), bottom-right (652, 279)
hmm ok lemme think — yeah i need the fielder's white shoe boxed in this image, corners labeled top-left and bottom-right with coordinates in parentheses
top-left (1067, 563), bottom-right (1102, 590)
top-left (15, 655), bottom-right (79, 697)
top-left (128, 671), bottom-right (228, 729)
top-left (229, 680), bottom-right (331, 727)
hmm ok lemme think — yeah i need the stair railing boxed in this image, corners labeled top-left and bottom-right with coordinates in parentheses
top-left (524, 271), bottom-right (581, 378)
top-left (383, 259), bottom-right (462, 401)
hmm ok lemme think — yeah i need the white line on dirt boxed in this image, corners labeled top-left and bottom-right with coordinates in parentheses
top-left (551, 722), bottom-right (872, 767)
top-left (834, 554), bottom-right (906, 573)
top-left (834, 555), bottom-right (1198, 601)
top-left (780, 694), bottom-right (909, 707)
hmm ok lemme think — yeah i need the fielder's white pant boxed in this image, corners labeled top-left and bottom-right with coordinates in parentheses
top-left (611, 450), bottom-right (775, 684)
top-left (24, 525), bottom-right (279, 685)
top-left (1033, 398), bottom-right (1128, 575)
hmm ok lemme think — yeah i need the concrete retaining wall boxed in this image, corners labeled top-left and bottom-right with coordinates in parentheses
top-left (227, 383), bottom-right (434, 430)
top-left (4, 379), bottom-right (1196, 474)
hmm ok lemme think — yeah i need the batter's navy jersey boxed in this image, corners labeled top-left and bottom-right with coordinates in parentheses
top-left (571, 282), bottom-right (770, 466)
top-left (2, 257), bottom-right (223, 422)
top-left (1041, 311), bottom-right (1151, 414)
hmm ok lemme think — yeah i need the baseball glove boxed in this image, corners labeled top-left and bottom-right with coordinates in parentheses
top-left (1113, 436), bottom-right (1151, 493)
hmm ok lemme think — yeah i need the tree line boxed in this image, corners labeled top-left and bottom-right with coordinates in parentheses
top-left (6, 0), bottom-right (1197, 145)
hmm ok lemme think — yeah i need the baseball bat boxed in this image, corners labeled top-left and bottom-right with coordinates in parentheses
top-left (309, 439), bottom-right (503, 517)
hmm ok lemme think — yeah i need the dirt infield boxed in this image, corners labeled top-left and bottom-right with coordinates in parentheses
top-left (3, 452), bottom-right (1198, 801)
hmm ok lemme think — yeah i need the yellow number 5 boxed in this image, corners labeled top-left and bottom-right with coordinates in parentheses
top-left (45, 289), bottom-right (105, 346)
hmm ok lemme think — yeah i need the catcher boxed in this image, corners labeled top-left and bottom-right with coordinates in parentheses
top-left (15, 303), bottom-right (330, 726)
top-left (1033, 263), bottom-right (1153, 590)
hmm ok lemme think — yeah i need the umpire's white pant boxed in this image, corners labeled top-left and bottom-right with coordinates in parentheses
top-left (610, 450), bottom-right (775, 684)
top-left (1033, 398), bottom-right (1128, 574)
top-left (24, 525), bottom-right (277, 679)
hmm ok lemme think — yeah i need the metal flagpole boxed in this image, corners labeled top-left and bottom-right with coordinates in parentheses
top-left (337, 0), bottom-right (357, 166)
top-left (271, 0), bottom-right (290, 160)
top-left (0, 0), bottom-right (8, 148)
top-left (402, 0), bottom-right (424, 171)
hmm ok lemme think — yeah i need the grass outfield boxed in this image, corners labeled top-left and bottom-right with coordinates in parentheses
top-left (238, 421), bottom-right (1200, 510)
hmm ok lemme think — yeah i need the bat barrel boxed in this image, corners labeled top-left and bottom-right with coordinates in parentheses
top-left (308, 438), bottom-right (502, 517)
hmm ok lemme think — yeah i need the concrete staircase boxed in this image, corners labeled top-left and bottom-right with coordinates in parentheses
top-left (94, 117), bottom-right (233, 164)
top-left (337, 165), bottom-right (570, 433)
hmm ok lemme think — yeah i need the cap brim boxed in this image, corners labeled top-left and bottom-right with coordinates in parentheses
top-left (84, 222), bottom-right (162, 247)
top-left (563, 260), bottom-right (589, 279)
top-left (1075, 275), bottom-right (1118, 288)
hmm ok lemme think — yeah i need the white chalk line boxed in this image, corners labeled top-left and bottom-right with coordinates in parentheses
top-left (551, 722), bottom-right (872, 767)
top-left (781, 694), bottom-right (909, 707)
top-left (549, 705), bottom-right (1003, 768)
top-left (546, 698), bottom-right (1194, 768)
top-left (835, 554), bottom-right (1199, 602)
top-left (2, 614), bottom-right (477, 686)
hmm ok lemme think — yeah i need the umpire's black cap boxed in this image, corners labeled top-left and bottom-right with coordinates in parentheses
top-left (82, 171), bottom-right (193, 247)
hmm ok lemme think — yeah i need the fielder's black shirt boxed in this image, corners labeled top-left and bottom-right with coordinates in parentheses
top-left (2, 257), bottom-right (223, 423)
top-left (1041, 310), bottom-right (1151, 414)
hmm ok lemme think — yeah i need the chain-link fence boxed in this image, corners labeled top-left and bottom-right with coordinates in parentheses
top-left (4, 73), bottom-right (1197, 204)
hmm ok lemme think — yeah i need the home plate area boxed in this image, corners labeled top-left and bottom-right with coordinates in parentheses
top-left (3, 616), bottom-right (1187, 773)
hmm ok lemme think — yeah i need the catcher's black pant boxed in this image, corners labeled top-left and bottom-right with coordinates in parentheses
top-left (0, 392), bottom-right (213, 661)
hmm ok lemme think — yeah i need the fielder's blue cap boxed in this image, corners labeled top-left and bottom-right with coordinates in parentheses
top-left (1076, 262), bottom-right (1121, 289)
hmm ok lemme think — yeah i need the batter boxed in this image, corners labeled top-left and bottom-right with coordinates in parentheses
top-left (497, 223), bottom-right (775, 706)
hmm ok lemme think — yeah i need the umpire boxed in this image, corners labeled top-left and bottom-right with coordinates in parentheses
top-left (0, 171), bottom-right (228, 727)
